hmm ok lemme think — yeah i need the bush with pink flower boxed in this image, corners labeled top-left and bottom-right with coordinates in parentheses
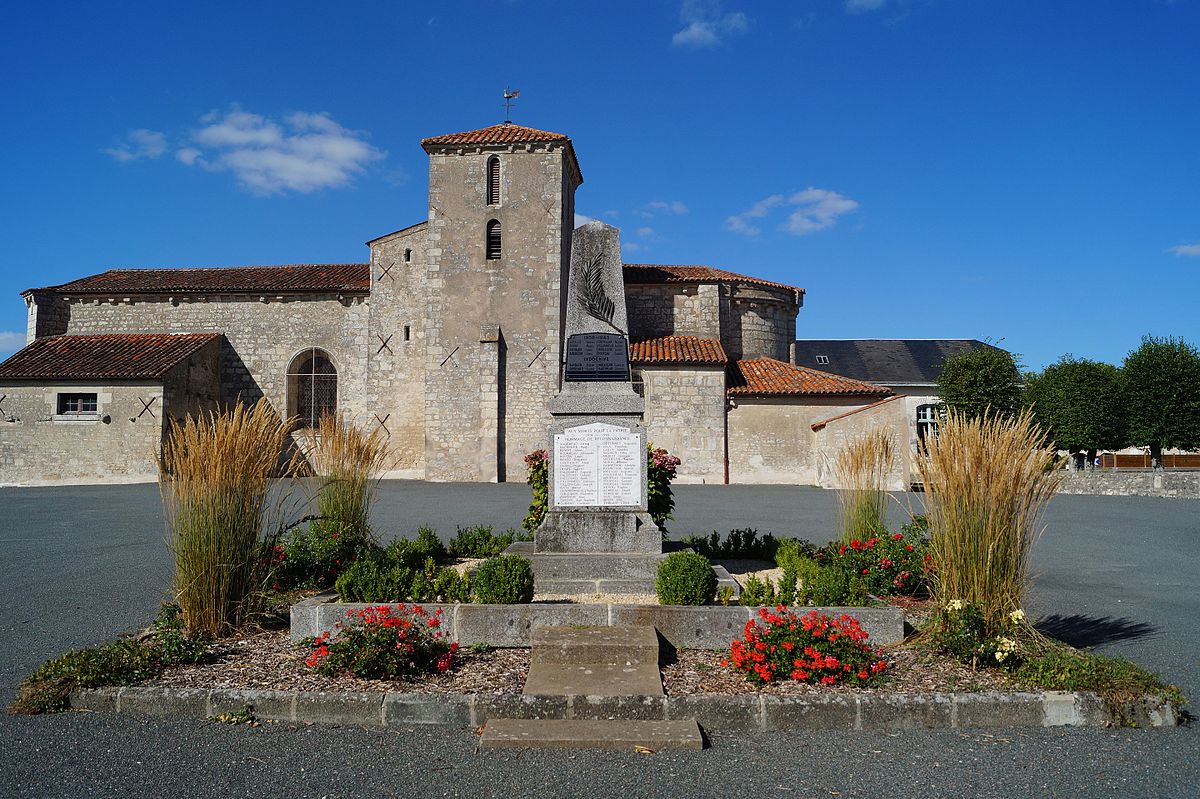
top-left (724, 607), bottom-right (889, 686)
top-left (305, 604), bottom-right (458, 679)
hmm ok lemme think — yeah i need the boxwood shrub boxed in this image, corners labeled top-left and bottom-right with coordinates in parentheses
top-left (472, 555), bottom-right (535, 604)
top-left (656, 551), bottom-right (717, 606)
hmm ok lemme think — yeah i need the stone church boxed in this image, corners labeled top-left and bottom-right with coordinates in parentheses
top-left (1, 122), bottom-right (934, 488)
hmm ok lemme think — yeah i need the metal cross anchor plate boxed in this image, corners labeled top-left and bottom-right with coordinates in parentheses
top-left (373, 413), bottom-right (391, 435)
top-left (377, 334), bottom-right (393, 355)
top-left (440, 346), bottom-right (460, 368)
top-left (378, 261), bottom-right (396, 281)
top-left (137, 396), bottom-right (157, 418)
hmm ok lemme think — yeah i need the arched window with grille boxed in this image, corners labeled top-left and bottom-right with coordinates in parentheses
top-left (287, 348), bottom-right (337, 428)
top-left (486, 156), bottom-right (500, 206)
top-left (486, 219), bottom-right (502, 260)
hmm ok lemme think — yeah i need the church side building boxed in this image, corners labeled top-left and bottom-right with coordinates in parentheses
top-left (1, 122), bottom-right (903, 487)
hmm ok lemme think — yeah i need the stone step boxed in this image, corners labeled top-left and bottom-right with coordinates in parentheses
top-left (531, 625), bottom-right (659, 666)
top-left (523, 662), bottom-right (664, 697)
top-left (479, 718), bottom-right (703, 751)
top-left (534, 577), bottom-right (657, 595)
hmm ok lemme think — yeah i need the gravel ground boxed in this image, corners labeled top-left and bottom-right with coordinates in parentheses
top-left (1, 482), bottom-right (1196, 798)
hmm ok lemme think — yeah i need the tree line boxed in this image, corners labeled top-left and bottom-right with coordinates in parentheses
top-left (935, 335), bottom-right (1200, 468)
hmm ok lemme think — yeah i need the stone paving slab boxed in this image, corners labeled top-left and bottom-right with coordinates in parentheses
top-left (531, 625), bottom-right (660, 666)
top-left (479, 718), bottom-right (704, 751)
top-left (524, 662), bottom-right (664, 697)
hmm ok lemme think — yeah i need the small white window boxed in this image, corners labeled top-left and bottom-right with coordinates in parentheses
top-left (57, 393), bottom-right (97, 415)
top-left (816, 355), bottom-right (830, 365)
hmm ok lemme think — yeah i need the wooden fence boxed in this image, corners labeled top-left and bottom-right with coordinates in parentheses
top-left (1099, 453), bottom-right (1200, 469)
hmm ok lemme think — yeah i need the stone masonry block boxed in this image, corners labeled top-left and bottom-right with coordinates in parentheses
top-left (762, 695), bottom-right (858, 731)
top-left (474, 693), bottom-right (568, 722)
top-left (69, 688), bottom-right (119, 713)
top-left (118, 687), bottom-right (208, 719)
top-left (455, 604), bottom-right (608, 648)
top-left (609, 605), bottom-right (748, 650)
top-left (953, 692), bottom-right (1044, 728)
top-left (208, 689), bottom-right (296, 722)
top-left (570, 694), bottom-right (667, 721)
top-left (383, 693), bottom-right (473, 727)
top-left (295, 692), bottom-right (384, 727)
top-left (857, 694), bottom-right (953, 730)
top-left (667, 695), bottom-right (762, 732)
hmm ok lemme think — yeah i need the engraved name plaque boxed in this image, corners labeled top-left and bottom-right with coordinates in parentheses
top-left (564, 333), bottom-right (630, 382)
top-left (553, 422), bottom-right (641, 507)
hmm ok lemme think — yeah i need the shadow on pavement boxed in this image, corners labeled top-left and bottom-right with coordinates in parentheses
top-left (1035, 614), bottom-right (1158, 648)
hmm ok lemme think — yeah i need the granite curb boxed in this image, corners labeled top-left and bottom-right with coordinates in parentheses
top-left (68, 687), bottom-right (1181, 731)
top-left (290, 593), bottom-right (906, 648)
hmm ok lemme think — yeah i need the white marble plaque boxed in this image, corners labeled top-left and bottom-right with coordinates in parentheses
top-left (553, 422), bottom-right (641, 507)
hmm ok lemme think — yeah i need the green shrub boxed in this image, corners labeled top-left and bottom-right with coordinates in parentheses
top-left (473, 555), bottom-right (535, 604)
top-left (385, 527), bottom-right (446, 566)
top-left (11, 605), bottom-right (210, 714)
top-left (448, 525), bottom-right (531, 558)
top-left (1014, 647), bottom-right (1185, 714)
top-left (805, 566), bottom-right (868, 607)
top-left (307, 604), bottom-right (458, 679)
top-left (728, 608), bottom-right (888, 685)
top-left (522, 450), bottom-right (549, 535)
top-left (738, 575), bottom-right (793, 607)
top-left (814, 530), bottom-right (930, 597)
top-left (334, 554), bottom-right (470, 604)
top-left (273, 520), bottom-right (364, 590)
top-left (656, 551), bottom-right (717, 606)
top-left (682, 528), bottom-right (781, 560)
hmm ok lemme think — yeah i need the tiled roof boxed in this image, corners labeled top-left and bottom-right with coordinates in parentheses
top-left (27, 264), bottom-right (370, 296)
top-left (623, 264), bottom-right (804, 295)
top-left (0, 333), bottom-right (222, 381)
top-left (630, 336), bottom-right (728, 366)
top-left (793, 339), bottom-right (996, 385)
top-left (421, 123), bottom-right (571, 148)
top-left (727, 358), bottom-right (892, 397)
top-left (810, 394), bottom-right (906, 430)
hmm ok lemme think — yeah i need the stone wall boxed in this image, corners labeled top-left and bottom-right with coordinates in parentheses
top-left (625, 283), bottom-right (723, 341)
top-left (811, 396), bottom-right (911, 491)
top-left (422, 143), bottom-right (577, 481)
top-left (368, 223), bottom-right (429, 476)
top-left (0, 342), bottom-right (220, 485)
top-left (1058, 469), bottom-right (1200, 499)
top-left (24, 291), bottom-right (69, 343)
top-left (639, 365), bottom-right (726, 483)
top-left (728, 396), bottom-right (871, 484)
top-left (726, 287), bottom-right (797, 362)
top-left (55, 293), bottom-right (371, 423)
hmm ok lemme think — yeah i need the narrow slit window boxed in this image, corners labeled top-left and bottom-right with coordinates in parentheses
top-left (404, 248), bottom-right (412, 263)
top-left (486, 156), bottom-right (500, 205)
top-left (486, 219), bottom-right (502, 260)
top-left (404, 325), bottom-right (411, 341)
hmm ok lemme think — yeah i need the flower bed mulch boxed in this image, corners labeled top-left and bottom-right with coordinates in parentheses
top-left (146, 628), bottom-right (1016, 698)
top-left (150, 630), bottom-right (529, 695)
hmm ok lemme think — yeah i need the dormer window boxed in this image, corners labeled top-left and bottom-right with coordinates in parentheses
top-left (816, 355), bottom-right (829, 365)
top-left (486, 156), bottom-right (500, 206)
top-left (486, 219), bottom-right (502, 260)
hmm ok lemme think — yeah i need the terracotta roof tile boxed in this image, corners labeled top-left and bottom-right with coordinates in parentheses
top-left (421, 123), bottom-right (571, 148)
top-left (624, 264), bottom-right (804, 295)
top-left (0, 333), bottom-right (222, 381)
top-left (728, 358), bottom-right (892, 397)
top-left (27, 264), bottom-right (370, 296)
top-left (630, 336), bottom-right (728, 366)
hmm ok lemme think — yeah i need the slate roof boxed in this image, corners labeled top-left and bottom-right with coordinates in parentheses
top-left (727, 358), bottom-right (892, 397)
top-left (624, 264), bottom-right (803, 295)
top-left (25, 264), bottom-right (371, 296)
top-left (421, 123), bottom-right (571, 148)
top-left (0, 333), bottom-right (221, 381)
top-left (630, 336), bottom-right (728, 366)
top-left (792, 339), bottom-right (995, 385)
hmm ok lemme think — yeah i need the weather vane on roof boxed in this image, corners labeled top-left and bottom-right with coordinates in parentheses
top-left (503, 87), bottom-right (520, 124)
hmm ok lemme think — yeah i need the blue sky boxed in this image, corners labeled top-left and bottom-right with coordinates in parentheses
top-left (2, 0), bottom-right (1197, 369)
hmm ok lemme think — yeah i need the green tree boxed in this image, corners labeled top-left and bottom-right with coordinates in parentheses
top-left (936, 343), bottom-right (1024, 421)
top-left (1122, 335), bottom-right (1200, 467)
top-left (1025, 356), bottom-right (1126, 468)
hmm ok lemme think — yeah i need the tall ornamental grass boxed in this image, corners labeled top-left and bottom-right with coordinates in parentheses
top-left (301, 414), bottom-right (392, 545)
top-left (834, 428), bottom-right (896, 542)
top-left (916, 409), bottom-right (1064, 636)
top-left (160, 399), bottom-right (298, 637)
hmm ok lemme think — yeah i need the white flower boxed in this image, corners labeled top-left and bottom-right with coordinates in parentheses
top-left (946, 599), bottom-right (966, 612)
top-left (1009, 609), bottom-right (1026, 624)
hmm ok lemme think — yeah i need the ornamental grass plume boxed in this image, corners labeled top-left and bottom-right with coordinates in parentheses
top-left (299, 414), bottom-right (392, 547)
top-left (916, 409), bottom-right (1064, 639)
top-left (834, 428), bottom-right (896, 543)
top-left (160, 399), bottom-right (300, 637)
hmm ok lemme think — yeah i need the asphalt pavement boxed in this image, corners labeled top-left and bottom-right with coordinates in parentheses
top-left (1, 481), bottom-right (1196, 798)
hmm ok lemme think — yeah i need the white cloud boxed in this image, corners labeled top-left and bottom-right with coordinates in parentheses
top-left (1167, 243), bottom-right (1200, 257)
top-left (624, 241), bottom-right (644, 253)
top-left (846, 0), bottom-right (886, 12)
top-left (725, 188), bottom-right (859, 237)
top-left (635, 226), bottom-right (655, 237)
top-left (672, 1), bottom-right (749, 48)
top-left (105, 129), bottom-right (167, 162)
top-left (634, 200), bottom-right (689, 219)
top-left (574, 213), bottom-right (597, 228)
top-left (180, 108), bottom-right (384, 194)
top-left (0, 331), bottom-right (25, 357)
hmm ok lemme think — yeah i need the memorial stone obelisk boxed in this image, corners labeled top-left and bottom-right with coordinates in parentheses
top-left (507, 222), bottom-right (664, 593)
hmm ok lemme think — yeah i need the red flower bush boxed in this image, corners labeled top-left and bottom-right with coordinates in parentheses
top-left (724, 607), bottom-right (888, 686)
top-left (817, 530), bottom-right (929, 596)
top-left (305, 604), bottom-right (459, 680)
